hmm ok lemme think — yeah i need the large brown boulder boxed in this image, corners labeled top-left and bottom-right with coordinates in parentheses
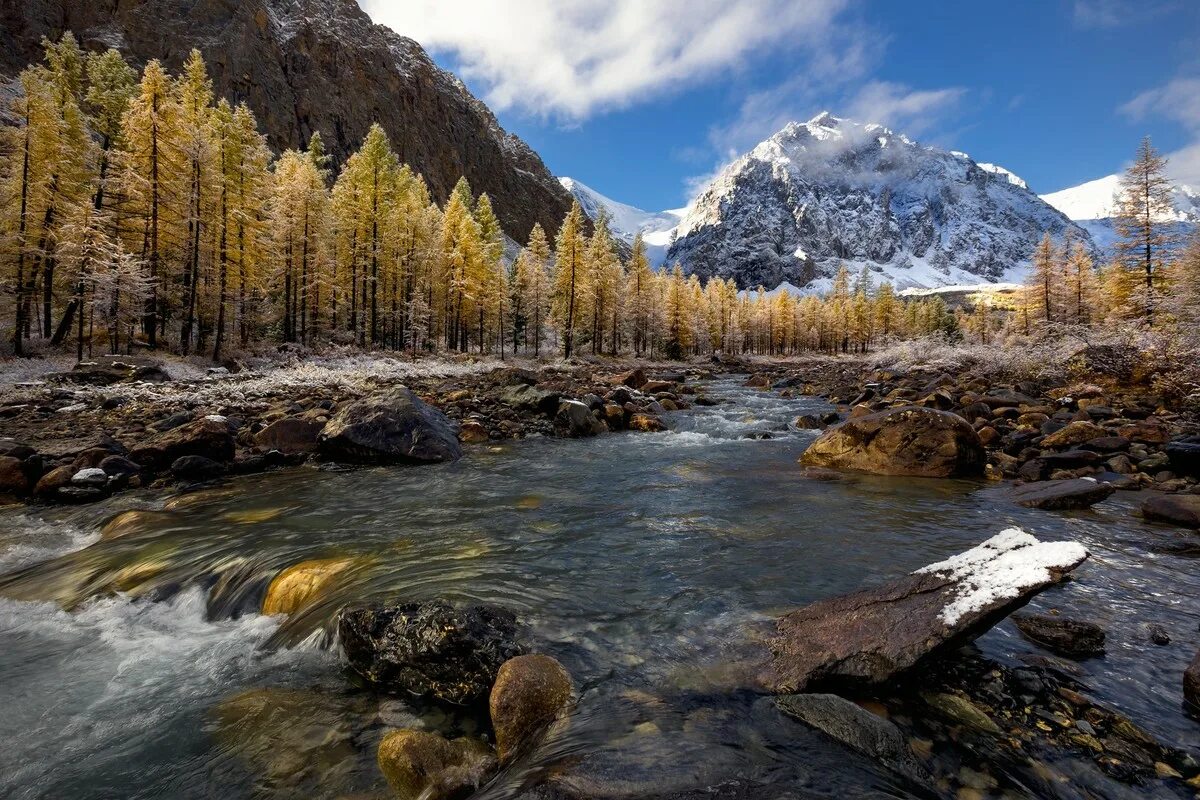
top-left (489, 654), bottom-right (573, 764)
top-left (318, 388), bottom-right (462, 464)
top-left (1142, 495), bottom-right (1200, 529)
top-left (0, 456), bottom-right (31, 497)
top-left (760, 529), bottom-right (1088, 693)
top-left (799, 406), bottom-right (985, 478)
top-left (129, 416), bottom-right (235, 470)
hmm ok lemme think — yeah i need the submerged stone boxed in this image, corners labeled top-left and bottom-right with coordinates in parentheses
top-left (262, 557), bottom-right (357, 616)
top-left (376, 729), bottom-right (496, 800)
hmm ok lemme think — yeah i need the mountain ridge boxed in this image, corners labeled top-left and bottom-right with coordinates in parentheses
top-left (663, 112), bottom-right (1094, 293)
top-left (0, 0), bottom-right (573, 242)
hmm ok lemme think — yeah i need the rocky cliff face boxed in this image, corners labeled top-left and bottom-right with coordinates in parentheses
top-left (0, 0), bottom-right (572, 241)
top-left (668, 113), bottom-right (1094, 292)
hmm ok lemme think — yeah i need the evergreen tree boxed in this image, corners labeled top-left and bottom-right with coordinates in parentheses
top-left (1115, 137), bottom-right (1174, 323)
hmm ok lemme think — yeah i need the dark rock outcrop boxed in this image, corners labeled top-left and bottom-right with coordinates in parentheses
top-left (338, 600), bottom-right (524, 704)
top-left (129, 416), bottom-right (235, 470)
top-left (799, 406), bottom-right (985, 478)
top-left (1, 0), bottom-right (572, 242)
top-left (1010, 478), bottom-right (1114, 510)
top-left (1012, 613), bottom-right (1106, 658)
top-left (318, 388), bottom-right (462, 464)
top-left (1142, 495), bottom-right (1200, 529)
top-left (761, 530), bottom-right (1088, 693)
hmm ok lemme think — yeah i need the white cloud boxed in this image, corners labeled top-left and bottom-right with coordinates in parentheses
top-left (358, 0), bottom-right (850, 120)
top-left (1121, 76), bottom-right (1200, 185)
top-left (1072, 0), bottom-right (1130, 28)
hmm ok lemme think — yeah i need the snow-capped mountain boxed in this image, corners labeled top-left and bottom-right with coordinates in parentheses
top-left (666, 112), bottom-right (1094, 293)
top-left (1040, 174), bottom-right (1200, 254)
top-left (558, 177), bottom-right (684, 265)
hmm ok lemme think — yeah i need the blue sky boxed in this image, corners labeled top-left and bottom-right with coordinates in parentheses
top-left (359, 0), bottom-right (1200, 211)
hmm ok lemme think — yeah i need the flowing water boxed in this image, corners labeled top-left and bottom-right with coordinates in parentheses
top-left (2, 377), bottom-right (1199, 799)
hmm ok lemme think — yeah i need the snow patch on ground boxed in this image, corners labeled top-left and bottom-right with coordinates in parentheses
top-left (917, 528), bottom-right (1088, 626)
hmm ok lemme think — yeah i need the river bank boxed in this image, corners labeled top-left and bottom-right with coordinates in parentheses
top-left (3, 346), bottom-right (1200, 799)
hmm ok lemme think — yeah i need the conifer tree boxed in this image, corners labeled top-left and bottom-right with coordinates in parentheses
top-left (1115, 137), bottom-right (1174, 323)
top-left (552, 200), bottom-right (586, 357)
top-left (515, 223), bottom-right (551, 355)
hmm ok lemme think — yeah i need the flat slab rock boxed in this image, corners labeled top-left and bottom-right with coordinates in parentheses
top-left (1010, 478), bottom-right (1115, 510)
top-left (761, 529), bottom-right (1088, 693)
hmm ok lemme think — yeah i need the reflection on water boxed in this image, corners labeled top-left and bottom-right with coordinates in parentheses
top-left (1, 377), bottom-right (1198, 799)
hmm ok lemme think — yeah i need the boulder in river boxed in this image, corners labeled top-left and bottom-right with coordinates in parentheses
top-left (1142, 495), bottom-right (1200, 529)
top-left (0, 456), bottom-right (30, 497)
top-left (1010, 478), bottom-right (1114, 510)
top-left (1185, 651), bottom-right (1200, 710)
top-left (1166, 440), bottom-right (1200, 478)
top-left (376, 729), bottom-right (496, 800)
top-left (254, 417), bottom-right (322, 454)
top-left (262, 557), bottom-right (357, 616)
top-left (761, 529), bottom-right (1088, 693)
top-left (130, 416), bottom-right (235, 470)
top-left (318, 388), bottom-right (462, 464)
top-left (338, 600), bottom-right (524, 704)
top-left (1012, 613), bottom-right (1106, 658)
top-left (490, 654), bottom-right (573, 764)
top-left (555, 400), bottom-right (605, 438)
top-left (799, 406), bottom-right (985, 478)
top-left (775, 694), bottom-right (931, 787)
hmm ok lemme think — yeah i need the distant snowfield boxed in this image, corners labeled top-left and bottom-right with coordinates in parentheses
top-left (558, 177), bottom-right (685, 266)
top-left (1040, 173), bottom-right (1199, 258)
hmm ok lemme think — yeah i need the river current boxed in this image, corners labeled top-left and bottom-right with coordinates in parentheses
top-left (1, 376), bottom-right (1197, 799)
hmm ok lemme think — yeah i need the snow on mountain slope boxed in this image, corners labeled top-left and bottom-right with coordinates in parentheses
top-left (1040, 174), bottom-right (1199, 254)
top-left (666, 112), bottom-right (1093, 293)
top-left (558, 177), bottom-right (684, 265)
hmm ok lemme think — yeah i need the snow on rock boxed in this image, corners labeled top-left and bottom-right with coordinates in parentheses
top-left (917, 528), bottom-right (1089, 626)
top-left (762, 527), bottom-right (1088, 693)
top-left (668, 112), bottom-right (1094, 293)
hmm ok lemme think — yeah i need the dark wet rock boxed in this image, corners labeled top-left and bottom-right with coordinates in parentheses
top-left (171, 455), bottom-right (227, 481)
top-left (501, 384), bottom-right (561, 415)
top-left (1147, 624), bottom-right (1171, 646)
top-left (130, 416), bottom-right (235, 470)
top-left (338, 600), bottom-right (524, 704)
top-left (152, 410), bottom-right (193, 433)
top-left (1185, 651), bottom-right (1200, 709)
top-left (376, 729), bottom-right (497, 800)
top-left (0, 456), bottom-right (31, 497)
top-left (919, 690), bottom-right (1001, 734)
top-left (555, 401), bottom-right (605, 438)
top-left (1166, 441), bottom-right (1200, 478)
top-left (490, 654), bottom-right (573, 764)
top-left (799, 406), bottom-right (985, 478)
top-left (99, 455), bottom-right (141, 480)
top-left (1010, 478), bottom-right (1114, 510)
top-left (1083, 436), bottom-right (1131, 453)
top-left (56, 484), bottom-right (107, 504)
top-left (761, 531), bottom-right (1087, 693)
top-left (254, 417), bottom-right (322, 454)
top-left (1142, 495), bottom-right (1200, 529)
top-left (318, 388), bottom-right (461, 464)
top-left (1039, 450), bottom-right (1103, 467)
top-left (1012, 613), bottom-right (1106, 658)
top-left (775, 694), bottom-right (931, 786)
top-left (744, 373), bottom-right (771, 388)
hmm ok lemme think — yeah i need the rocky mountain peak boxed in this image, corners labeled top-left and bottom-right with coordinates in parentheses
top-left (668, 114), bottom-right (1093, 292)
